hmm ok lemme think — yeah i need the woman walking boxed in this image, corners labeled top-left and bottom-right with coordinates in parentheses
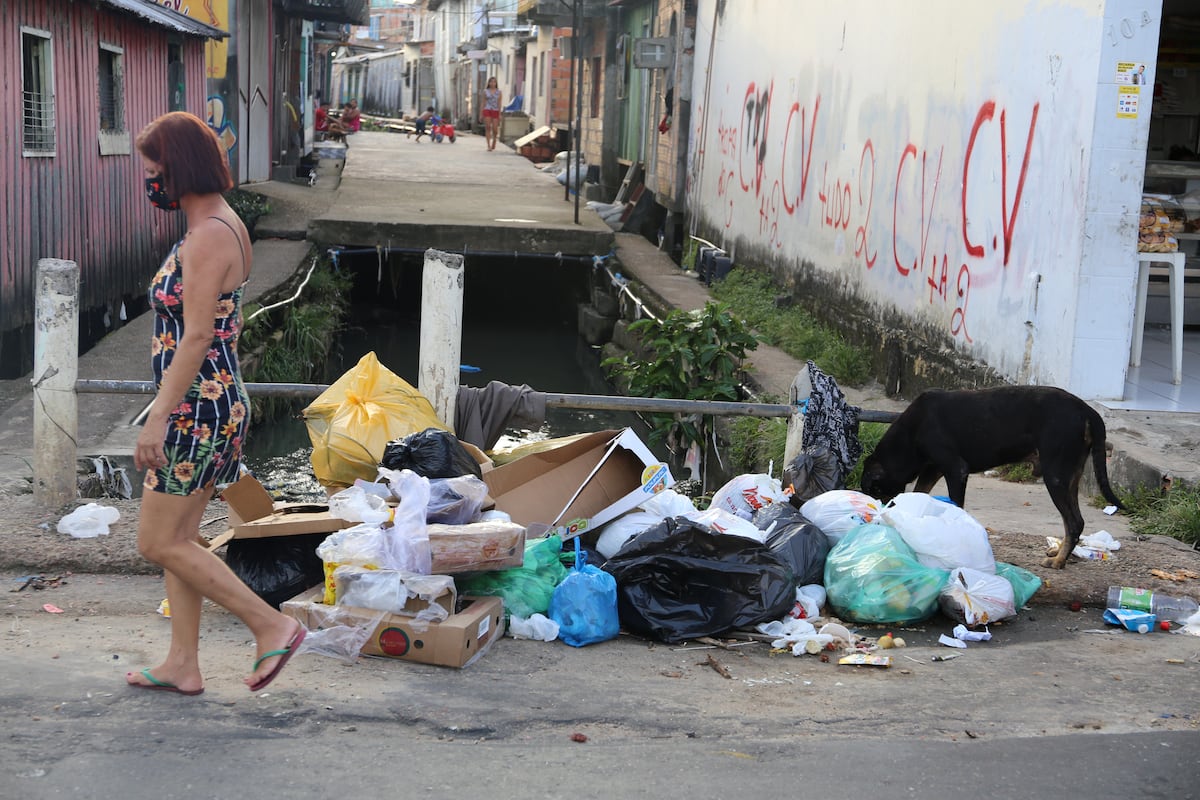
top-left (126, 112), bottom-right (305, 697)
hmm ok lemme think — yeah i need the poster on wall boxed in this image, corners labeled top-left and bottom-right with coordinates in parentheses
top-left (1116, 61), bottom-right (1148, 85)
top-left (1118, 86), bottom-right (1140, 119)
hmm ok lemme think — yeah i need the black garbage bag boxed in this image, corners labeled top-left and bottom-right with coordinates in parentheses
top-left (380, 427), bottom-right (482, 479)
top-left (783, 446), bottom-right (844, 504)
top-left (601, 516), bottom-right (796, 643)
top-left (224, 532), bottom-right (327, 610)
top-left (752, 502), bottom-right (830, 587)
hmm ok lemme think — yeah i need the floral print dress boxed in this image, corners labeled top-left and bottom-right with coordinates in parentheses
top-left (145, 236), bottom-right (249, 495)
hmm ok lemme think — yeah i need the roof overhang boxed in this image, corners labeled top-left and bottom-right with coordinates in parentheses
top-left (98, 0), bottom-right (228, 38)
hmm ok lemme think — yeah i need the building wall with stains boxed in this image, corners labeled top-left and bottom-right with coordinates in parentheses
top-left (686, 0), bottom-right (1159, 400)
top-left (0, 1), bottom-right (209, 377)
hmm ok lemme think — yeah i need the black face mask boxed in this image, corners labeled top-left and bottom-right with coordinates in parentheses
top-left (145, 175), bottom-right (179, 211)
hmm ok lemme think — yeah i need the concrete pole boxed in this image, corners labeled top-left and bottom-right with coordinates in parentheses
top-left (418, 249), bottom-right (465, 429)
top-left (33, 259), bottom-right (80, 507)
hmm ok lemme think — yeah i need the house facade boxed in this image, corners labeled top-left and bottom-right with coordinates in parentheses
top-left (0, 0), bottom-right (223, 378)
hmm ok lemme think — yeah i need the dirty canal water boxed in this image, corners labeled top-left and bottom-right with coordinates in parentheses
top-left (242, 253), bottom-right (647, 500)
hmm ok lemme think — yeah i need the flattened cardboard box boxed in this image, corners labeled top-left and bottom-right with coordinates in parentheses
top-left (282, 589), bottom-right (504, 668)
top-left (482, 428), bottom-right (673, 541)
top-left (209, 474), bottom-right (351, 551)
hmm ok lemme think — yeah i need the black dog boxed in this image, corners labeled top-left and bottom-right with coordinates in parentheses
top-left (860, 386), bottom-right (1124, 569)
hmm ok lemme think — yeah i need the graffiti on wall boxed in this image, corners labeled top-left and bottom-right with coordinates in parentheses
top-left (207, 95), bottom-right (238, 160)
top-left (692, 80), bottom-right (1041, 344)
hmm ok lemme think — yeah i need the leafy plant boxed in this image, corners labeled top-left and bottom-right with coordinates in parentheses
top-left (224, 189), bottom-right (271, 240)
top-left (1104, 482), bottom-right (1200, 548)
top-left (239, 254), bottom-right (353, 420)
top-left (602, 302), bottom-right (758, 451)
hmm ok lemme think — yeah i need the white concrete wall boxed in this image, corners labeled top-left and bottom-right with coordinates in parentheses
top-left (687, 0), bottom-right (1159, 399)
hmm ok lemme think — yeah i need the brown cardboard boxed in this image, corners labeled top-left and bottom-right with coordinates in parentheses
top-left (214, 474), bottom-right (352, 547)
top-left (428, 521), bottom-right (526, 573)
top-left (482, 428), bottom-right (674, 540)
top-left (281, 589), bottom-right (504, 668)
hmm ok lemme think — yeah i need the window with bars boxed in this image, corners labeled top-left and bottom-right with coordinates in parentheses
top-left (167, 42), bottom-right (185, 112)
top-left (21, 28), bottom-right (56, 157)
top-left (98, 43), bottom-right (129, 155)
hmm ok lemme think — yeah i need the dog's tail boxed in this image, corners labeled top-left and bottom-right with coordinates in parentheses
top-left (1087, 409), bottom-right (1125, 510)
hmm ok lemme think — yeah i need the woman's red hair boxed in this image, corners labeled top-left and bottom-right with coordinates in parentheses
top-left (136, 112), bottom-right (233, 199)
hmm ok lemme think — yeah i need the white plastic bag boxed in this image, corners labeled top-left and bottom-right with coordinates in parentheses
top-left (509, 613), bottom-right (561, 642)
top-left (57, 503), bottom-right (120, 538)
top-left (294, 613), bottom-right (385, 665)
top-left (639, 488), bottom-right (698, 518)
top-left (881, 492), bottom-right (995, 573)
top-left (800, 490), bottom-right (881, 546)
top-left (682, 507), bottom-right (766, 542)
top-left (709, 473), bottom-right (788, 520)
top-left (596, 510), bottom-right (661, 559)
top-left (938, 567), bottom-right (1015, 625)
top-left (328, 485), bottom-right (392, 524)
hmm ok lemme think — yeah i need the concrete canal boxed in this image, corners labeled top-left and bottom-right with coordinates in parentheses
top-left (243, 250), bottom-right (647, 499)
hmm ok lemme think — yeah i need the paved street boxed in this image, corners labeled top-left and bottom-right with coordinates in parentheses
top-left (2, 572), bottom-right (1198, 799)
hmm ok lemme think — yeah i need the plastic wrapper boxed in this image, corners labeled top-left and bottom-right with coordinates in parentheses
top-left (823, 522), bottom-right (949, 625)
top-left (601, 516), bottom-right (796, 643)
top-left (753, 502), bottom-right (829, 587)
top-left (880, 492), bottom-right (995, 573)
top-left (549, 545), bottom-right (620, 647)
top-left (709, 473), bottom-right (788, 520)
top-left (425, 475), bottom-right (489, 524)
top-left (457, 536), bottom-right (568, 619)
top-left (381, 428), bottom-right (482, 479)
top-left (294, 613), bottom-right (385, 665)
top-left (800, 489), bottom-right (881, 546)
top-left (994, 561), bottom-right (1042, 609)
top-left (303, 352), bottom-right (447, 490)
top-left (938, 567), bottom-right (1016, 626)
top-left (328, 485), bottom-right (392, 524)
top-left (317, 469), bottom-right (431, 602)
top-left (427, 520), bottom-right (526, 573)
top-left (226, 531), bottom-right (328, 609)
top-left (332, 565), bottom-right (454, 623)
top-left (1138, 194), bottom-right (1185, 253)
top-left (782, 446), bottom-right (844, 503)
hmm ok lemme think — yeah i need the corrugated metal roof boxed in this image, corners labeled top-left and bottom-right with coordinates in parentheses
top-left (97, 0), bottom-right (228, 39)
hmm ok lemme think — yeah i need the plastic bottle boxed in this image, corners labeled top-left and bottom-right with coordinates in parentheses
top-left (1107, 586), bottom-right (1200, 623)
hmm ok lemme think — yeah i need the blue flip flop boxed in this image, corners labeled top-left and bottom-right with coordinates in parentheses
top-left (249, 625), bottom-right (307, 692)
top-left (129, 667), bottom-right (204, 696)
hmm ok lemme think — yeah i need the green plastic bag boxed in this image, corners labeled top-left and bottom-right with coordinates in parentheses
top-left (457, 536), bottom-right (569, 619)
top-left (994, 561), bottom-right (1042, 609)
top-left (823, 522), bottom-right (950, 624)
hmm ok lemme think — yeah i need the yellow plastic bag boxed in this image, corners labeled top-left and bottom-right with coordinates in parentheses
top-left (303, 352), bottom-right (447, 490)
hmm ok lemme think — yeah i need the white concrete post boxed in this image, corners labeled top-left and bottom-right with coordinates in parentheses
top-left (33, 259), bottom-right (80, 507)
top-left (418, 249), bottom-right (465, 429)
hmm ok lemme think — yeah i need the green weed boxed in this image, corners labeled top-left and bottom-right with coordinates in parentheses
top-left (710, 268), bottom-right (871, 387)
top-left (1105, 482), bottom-right (1200, 548)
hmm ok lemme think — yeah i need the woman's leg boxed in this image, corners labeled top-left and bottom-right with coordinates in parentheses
top-left (134, 488), bottom-right (303, 688)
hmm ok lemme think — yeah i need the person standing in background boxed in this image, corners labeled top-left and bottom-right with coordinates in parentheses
top-left (482, 77), bottom-right (502, 151)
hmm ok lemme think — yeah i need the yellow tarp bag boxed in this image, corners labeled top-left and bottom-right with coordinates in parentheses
top-left (303, 351), bottom-right (448, 490)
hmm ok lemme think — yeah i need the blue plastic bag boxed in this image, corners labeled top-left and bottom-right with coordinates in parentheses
top-left (549, 540), bottom-right (620, 647)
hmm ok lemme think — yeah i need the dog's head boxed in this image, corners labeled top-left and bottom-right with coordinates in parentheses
top-left (859, 454), bottom-right (905, 503)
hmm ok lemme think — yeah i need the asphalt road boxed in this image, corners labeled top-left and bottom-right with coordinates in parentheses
top-left (2, 572), bottom-right (1197, 799)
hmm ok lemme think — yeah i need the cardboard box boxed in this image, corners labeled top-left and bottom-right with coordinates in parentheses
top-left (209, 474), bottom-right (352, 550)
top-left (428, 521), bottom-right (526, 573)
top-left (281, 589), bottom-right (504, 668)
top-left (482, 428), bottom-right (673, 541)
